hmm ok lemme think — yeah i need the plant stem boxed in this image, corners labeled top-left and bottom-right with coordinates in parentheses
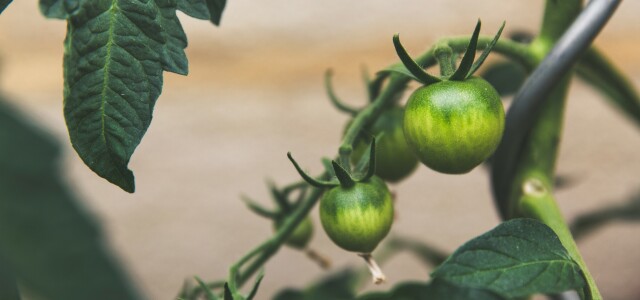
top-left (490, 0), bottom-right (621, 299)
top-left (217, 29), bottom-right (541, 299)
top-left (358, 253), bottom-right (386, 285)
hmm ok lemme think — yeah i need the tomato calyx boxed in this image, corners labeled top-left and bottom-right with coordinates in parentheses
top-left (390, 19), bottom-right (505, 85)
top-left (287, 136), bottom-right (377, 189)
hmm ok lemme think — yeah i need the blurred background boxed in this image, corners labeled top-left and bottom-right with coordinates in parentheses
top-left (0, 1), bottom-right (639, 299)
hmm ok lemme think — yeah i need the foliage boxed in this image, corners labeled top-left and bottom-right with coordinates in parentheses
top-left (1, 0), bottom-right (638, 300)
top-left (432, 219), bottom-right (585, 298)
top-left (38, 0), bottom-right (227, 192)
top-left (0, 97), bottom-right (141, 300)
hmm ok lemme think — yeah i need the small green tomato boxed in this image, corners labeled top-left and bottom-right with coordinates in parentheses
top-left (351, 106), bottom-right (419, 182)
top-left (274, 216), bottom-right (313, 250)
top-left (403, 77), bottom-right (504, 174)
top-left (319, 176), bottom-right (393, 253)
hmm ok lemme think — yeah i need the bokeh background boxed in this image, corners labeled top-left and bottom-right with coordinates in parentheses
top-left (1, 1), bottom-right (639, 299)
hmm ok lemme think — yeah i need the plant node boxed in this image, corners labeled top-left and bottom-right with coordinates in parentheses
top-left (523, 178), bottom-right (547, 197)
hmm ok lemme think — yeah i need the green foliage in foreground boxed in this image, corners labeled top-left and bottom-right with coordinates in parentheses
top-left (0, 97), bottom-right (142, 300)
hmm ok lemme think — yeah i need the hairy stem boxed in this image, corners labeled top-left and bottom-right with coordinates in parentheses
top-left (217, 29), bottom-right (540, 300)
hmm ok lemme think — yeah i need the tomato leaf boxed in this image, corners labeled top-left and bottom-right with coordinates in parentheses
top-left (177, 0), bottom-right (211, 20)
top-left (0, 98), bottom-right (142, 300)
top-left (223, 283), bottom-right (233, 300)
top-left (467, 21), bottom-right (505, 78)
top-left (0, 0), bottom-right (13, 14)
top-left (195, 276), bottom-right (220, 300)
top-left (449, 19), bottom-right (481, 81)
top-left (0, 263), bottom-right (20, 300)
top-left (61, 0), bottom-right (196, 192)
top-left (431, 218), bottom-right (586, 298)
top-left (206, 0), bottom-right (227, 25)
top-left (392, 35), bottom-right (441, 85)
top-left (379, 64), bottom-right (422, 82)
top-left (246, 269), bottom-right (265, 300)
top-left (357, 279), bottom-right (504, 300)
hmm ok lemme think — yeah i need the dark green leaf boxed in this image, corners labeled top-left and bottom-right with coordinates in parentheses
top-left (241, 195), bottom-right (278, 219)
top-left (392, 35), bottom-right (441, 85)
top-left (195, 276), bottom-right (220, 300)
top-left (0, 260), bottom-right (21, 300)
top-left (321, 157), bottom-right (337, 180)
top-left (432, 219), bottom-right (585, 298)
top-left (379, 64), bottom-right (421, 82)
top-left (450, 20), bottom-right (481, 81)
top-left (331, 160), bottom-right (355, 188)
top-left (481, 61), bottom-right (527, 97)
top-left (246, 270), bottom-right (265, 300)
top-left (206, 0), bottom-right (226, 25)
top-left (287, 153), bottom-right (335, 188)
top-left (39, 0), bottom-right (79, 19)
top-left (1, 0), bottom-right (13, 14)
top-left (357, 279), bottom-right (504, 300)
top-left (158, 0), bottom-right (190, 75)
top-left (273, 269), bottom-right (358, 300)
top-left (0, 98), bottom-right (141, 300)
top-left (576, 47), bottom-right (640, 126)
top-left (63, 0), bottom-right (191, 192)
top-left (325, 69), bottom-right (359, 115)
top-left (177, 0), bottom-right (211, 20)
top-left (467, 21), bottom-right (505, 78)
top-left (224, 282), bottom-right (233, 300)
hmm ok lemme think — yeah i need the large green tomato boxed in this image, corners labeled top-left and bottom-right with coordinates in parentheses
top-left (319, 176), bottom-right (393, 253)
top-left (351, 107), bottom-right (419, 183)
top-left (403, 77), bottom-right (504, 174)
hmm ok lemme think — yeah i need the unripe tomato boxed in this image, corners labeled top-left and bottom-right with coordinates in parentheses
top-left (403, 77), bottom-right (504, 174)
top-left (319, 176), bottom-right (393, 253)
top-left (351, 107), bottom-right (419, 182)
top-left (274, 216), bottom-right (313, 250)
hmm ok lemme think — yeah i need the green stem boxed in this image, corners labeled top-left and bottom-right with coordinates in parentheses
top-left (502, 1), bottom-right (602, 298)
top-left (214, 30), bottom-right (540, 300)
top-left (434, 44), bottom-right (455, 76)
top-left (518, 176), bottom-right (598, 300)
top-left (538, 0), bottom-right (583, 43)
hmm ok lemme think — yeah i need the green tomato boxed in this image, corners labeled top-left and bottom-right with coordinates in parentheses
top-left (351, 107), bottom-right (419, 182)
top-left (320, 176), bottom-right (393, 253)
top-left (403, 77), bottom-right (504, 174)
top-left (274, 216), bottom-right (313, 250)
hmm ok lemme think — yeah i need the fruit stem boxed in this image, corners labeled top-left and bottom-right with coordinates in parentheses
top-left (305, 248), bottom-right (331, 269)
top-left (434, 44), bottom-right (455, 77)
top-left (358, 253), bottom-right (386, 285)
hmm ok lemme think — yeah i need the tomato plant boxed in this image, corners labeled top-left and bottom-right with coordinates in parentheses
top-left (1, 1), bottom-right (638, 300)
